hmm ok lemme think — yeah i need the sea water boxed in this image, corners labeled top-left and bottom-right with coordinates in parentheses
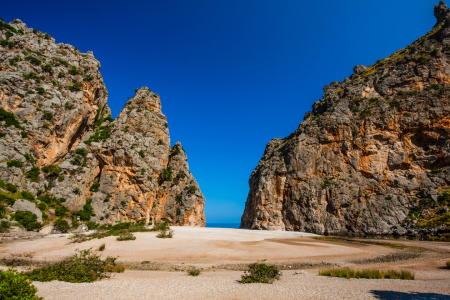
top-left (205, 223), bottom-right (240, 229)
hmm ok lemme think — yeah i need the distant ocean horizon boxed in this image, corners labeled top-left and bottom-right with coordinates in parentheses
top-left (206, 223), bottom-right (240, 229)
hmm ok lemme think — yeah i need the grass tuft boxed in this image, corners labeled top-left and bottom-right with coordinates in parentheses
top-left (98, 243), bottom-right (106, 251)
top-left (319, 268), bottom-right (414, 280)
top-left (188, 267), bottom-right (201, 276)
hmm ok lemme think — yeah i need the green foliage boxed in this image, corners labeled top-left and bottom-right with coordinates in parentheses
top-left (68, 67), bottom-right (81, 75)
top-left (175, 193), bottom-right (182, 204)
top-left (83, 75), bottom-right (94, 82)
top-left (42, 165), bottom-right (61, 179)
top-left (20, 191), bottom-right (34, 201)
top-left (5, 182), bottom-right (17, 193)
top-left (430, 84), bottom-right (440, 90)
top-left (188, 186), bottom-right (196, 194)
top-left (430, 169), bottom-right (442, 174)
top-left (90, 181), bottom-right (100, 193)
top-left (21, 131), bottom-right (28, 138)
top-left (120, 201), bottom-right (127, 207)
top-left (23, 153), bottom-right (36, 164)
top-left (55, 206), bottom-right (68, 217)
top-left (58, 71), bottom-right (65, 78)
top-left (157, 139), bottom-right (163, 145)
top-left (138, 150), bottom-right (145, 158)
top-left (53, 219), bottom-right (70, 233)
top-left (0, 220), bottom-right (11, 232)
top-left (7, 160), bottom-right (23, 168)
top-left (75, 148), bottom-right (88, 157)
top-left (68, 81), bottom-right (83, 92)
top-left (241, 262), bottom-right (281, 283)
top-left (14, 211), bottom-right (41, 231)
top-left (389, 101), bottom-right (400, 109)
top-left (188, 267), bottom-right (201, 276)
top-left (164, 122), bottom-right (168, 128)
top-left (87, 221), bottom-right (98, 230)
top-left (41, 64), bottom-right (53, 74)
top-left (116, 231), bottom-right (136, 241)
top-left (25, 56), bottom-right (41, 65)
top-left (0, 108), bottom-right (23, 129)
top-left (0, 194), bottom-right (15, 206)
top-left (161, 168), bottom-right (173, 182)
top-left (0, 39), bottom-right (14, 48)
top-left (58, 59), bottom-right (69, 67)
top-left (0, 132), bottom-right (6, 138)
top-left (156, 228), bottom-right (174, 238)
top-left (83, 125), bottom-right (111, 144)
top-left (25, 249), bottom-right (119, 283)
top-left (0, 269), bottom-right (42, 300)
top-left (41, 113), bottom-right (52, 121)
top-left (319, 268), bottom-right (414, 280)
top-left (447, 261), bottom-right (450, 269)
top-left (37, 202), bottom-right (46, 212)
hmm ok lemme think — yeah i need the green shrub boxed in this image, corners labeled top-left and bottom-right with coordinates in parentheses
top-left (156, 228), bottom-right (174, 238)
top-left (14, 211), bottom-right (42, 231)
top-left (116, 231), bottom-right (136, 241)
top-left (53, 219), bottom-right (70, 233)
top-left (68, 67), bottom-right (81, 75)
top-left (25, 56), bottom-right (41, 65)
top-left (5, 183), bottom-right (17, 193)
top-left (37, 202), bottom-right (47, 211)
top-left (430, 84), bottom-right (440, 90)
top-left (430, 169), bottom-right (442, 174)
top-left (42, 165), bottom-right (61, 179)
top-left (189, 186), bottom-right (196, 194)
top-left (87, 221), bottom-right (98, 230)
top-left (98, 243), bottom-right (106, 251)
top-left (0, 108), bottom-right (23, 129)
top-left (157, 139), bottom-right (163, 145)
top-left (21, 131), bottom-right (28, 138)
top-left (120, 201), bottom-right (127, 207)
top-left (0, 269), bottom-right (42, 300)
top-left (241, 262), bottom-right (281, 283)
top-left (0, 194), bottom-right (15, 206)
top-left (41, 113), bottom-right (52, 120)
top-left (319, 268), bottom-right (414, 280)
top-left (160, 168), bottom-right (173, 182)
top-left (55, 206), bottom-right (68, 217)
top-left (20, 191), bottom-right (35, 201)
top-left (138, 150), bottom-right (145, 158)
top-left (90, 181), bottom-right (100, 192)
top-left (41, 64), bottom-right (53, 74)
top-left (7, 160), bottom-right (23, 168)
top-left (0, 220), bottom-right (11, 232)
top-left (447, 261), bottom-right (450, 269)
top-left (25, 248), bottom-right (119, 283)
top-left (84, 75), bottom-right (94, 82)
top-left (58, 59), bottom-right (69, 67)
top-left (68, 81), bottom-right (83, 92)
top-left (25, 166), bottom-right (40, 182)
top-left (188, 267), bottom-right (201, 276)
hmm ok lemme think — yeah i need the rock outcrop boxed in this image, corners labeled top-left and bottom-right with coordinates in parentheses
top-left (0, 18), bottom-right (205, 226)
top-left (241, 2), bottom-right (450, 235)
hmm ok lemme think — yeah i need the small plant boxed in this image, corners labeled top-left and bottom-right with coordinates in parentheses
top-left (156, 228), bottom-right (174, 238)
top-left (447, 261), bottom-right (450, 269)
top-left (139, 150), bottom-right (145, 158)
top-left (188, 267), bottom-right (201, 276)
top-left (0, 269), bottom-right (42, 300)
top-left (14, 211), bottom-right (42, 231)
top-left (241, 262), bottom-right (281, 284)
top-left (25, 248), bottom-right (120, 283)
top-left (319, 268), bottom-right (414, 280)
top-left (117, 231), bottom-right (136, 241)
top-left (53, 219), bottom-right (70, 233)
top-left (7, 160), bottom-right (23, 168)
top-left (98, 243), bottom-right (106, 251)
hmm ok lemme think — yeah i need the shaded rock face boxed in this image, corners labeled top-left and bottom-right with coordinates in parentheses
top-left (0, 19), bottom-right (205, 226)
top-left (241, 2), bottom-right (450, 234)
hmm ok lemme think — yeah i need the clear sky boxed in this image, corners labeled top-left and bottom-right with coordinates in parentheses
top-left (2, 0), bottom-right (439, 223)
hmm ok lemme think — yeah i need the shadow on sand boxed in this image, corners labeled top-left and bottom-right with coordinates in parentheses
top-left (371, 290), bottom-right (450, 299)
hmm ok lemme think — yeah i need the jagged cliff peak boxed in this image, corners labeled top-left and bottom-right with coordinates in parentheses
top-left (241, 2), bottom-right (450, 236)
top-left (0, 18), bottom-right (205, 229)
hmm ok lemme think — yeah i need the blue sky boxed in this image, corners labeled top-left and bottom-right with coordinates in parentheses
top-left (2, 0), bottom-right (438, 223)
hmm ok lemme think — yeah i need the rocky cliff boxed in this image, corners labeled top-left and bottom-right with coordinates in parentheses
top-left (241, 2), bottom-right (450, 235)
top-left (0, 18), bottom-right (205, 227)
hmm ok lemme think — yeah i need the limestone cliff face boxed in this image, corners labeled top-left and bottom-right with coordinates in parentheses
top-left (241, 2), bottom-right (450, 235)
top-left (0, 19), bottom-right (205, 226)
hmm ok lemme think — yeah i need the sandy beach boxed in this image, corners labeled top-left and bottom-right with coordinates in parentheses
top-left (1, 227), bottom-right (450, 299)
